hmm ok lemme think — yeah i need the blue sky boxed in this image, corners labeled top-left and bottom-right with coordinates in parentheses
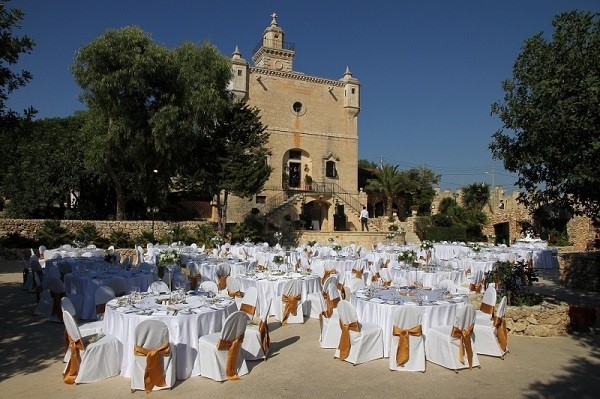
top-left (6, 0), bottom-right (598, 192)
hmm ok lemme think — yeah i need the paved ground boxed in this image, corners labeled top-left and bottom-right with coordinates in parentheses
top-left (0, 260), bottom-right (599, 399)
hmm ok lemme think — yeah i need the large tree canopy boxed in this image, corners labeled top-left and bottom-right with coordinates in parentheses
top-left (490, 11), bottom-right (600, 220)
top-left (71, 27), bottom-right (233, 220)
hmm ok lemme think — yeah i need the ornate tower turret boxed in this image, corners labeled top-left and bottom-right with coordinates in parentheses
top-left (341, 66), bottom-right (360, 116)
top-left (252, 13), bottom-right (295, 72)
top-left (228, 46), bottom-right (249, 102)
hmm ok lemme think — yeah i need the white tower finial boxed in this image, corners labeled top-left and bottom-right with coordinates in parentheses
top-left (271, 12), bottom-right (278, 26)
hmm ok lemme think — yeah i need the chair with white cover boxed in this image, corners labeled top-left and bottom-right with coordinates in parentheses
top-left (197, 311), bottom-right (249, 381)
top-left (186, 260), bottom-right (202, 290)
top-left (438, 279), bottom-right (469, 294)
top-left (425, 304), bottom-right (480, 372)
top-left (347, 277), bottom-right (366, 293)
top-left (131, 319), bottom-right (176, 393)
top-left (379, 268), bottom-right (393, 287)
top-left (474, 296), bottom-right (508, 358)
top-left (61, 297), bottom-right (103, 363)
top-left (147, 280), bottom-right (170, 294)
top-left (307, 274), bottom-right (338, 319)
top-left (46, 277), bottom-right (83, 323)
top-left (389, 306), bottom-right (425, 372)
top-left (139, 262), bottom-right (156, 274)
top-left (62, 310), bottom-right (122, 384)
top-left (226, 275), bottom-right (244, 308)
top-left (334, 300), bottom-right (384, 365)
top-left (476, 285), bottom-right (497, 324)
top-left (33, 274), bottom-right (52, 316)
top-left (199, 280), bottom-right (219, 294)
top-left (319, 286), bottom-right (342, 349)
top-left (95, 286), bottom-right (115, 321)
top-left (239, 286), bottom-right (258, 317)
top-left (242, 298), bottom-right (272, 361)
top-left (215, 263), bottom-right (231, 291)
top-left (469, 270), bottom-right (484, 293)
top-left (171, 272), bottom-right (189, 291)
top-left (273, 279), bottom-right (305, 325)
top-left (135, 245), bottom-right (144, 266)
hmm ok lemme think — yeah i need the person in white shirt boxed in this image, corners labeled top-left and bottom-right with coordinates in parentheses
top-left (360, 206), bottom-right (369, 231)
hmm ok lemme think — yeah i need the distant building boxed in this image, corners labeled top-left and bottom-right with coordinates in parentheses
top-left (224, 14), bottom-right (365, 231)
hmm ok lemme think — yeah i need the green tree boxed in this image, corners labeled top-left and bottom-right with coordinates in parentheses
top-left (490, 11), bottom-right (600, 220)
top-left (461, 182), bottom-right (491, 211)
top-left (358, 159), bottom-right (378, 169)
top-left (364, 164), bottom-right (403, 217)
top-left (71, 27), bottom-right (233, 220)
top-left (178, 102), bottom-right (272, 235)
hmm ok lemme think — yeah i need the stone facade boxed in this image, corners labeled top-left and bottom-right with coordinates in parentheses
top-left (504, 301), bottom-right (570, 337)
top-left (225, 14), bottom-right (363, 231)
top-left (558, 252), bottom-right (600, 291)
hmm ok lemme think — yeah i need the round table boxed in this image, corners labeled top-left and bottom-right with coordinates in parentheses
top-left (350, 288), bottom-right (466, 357)
top-left (103, 293), bottom-right (236, 380)
top-left (237, 273), bottom-right (321, 316)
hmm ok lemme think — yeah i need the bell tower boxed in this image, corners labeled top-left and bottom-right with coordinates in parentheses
top-left (252, 13), bottom-right (295, 72)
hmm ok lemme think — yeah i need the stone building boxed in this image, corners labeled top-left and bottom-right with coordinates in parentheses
top-left (223, 14), bottom-right (366, 231)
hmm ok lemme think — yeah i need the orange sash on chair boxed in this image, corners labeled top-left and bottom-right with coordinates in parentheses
top-left (217, 274), bottom-right (228, 291)
top-left (63, 337), bottom-right (85, 384)
top-left (392, 324), bottom-right (422, 366)
top-left (258, 320), bottom-right (270, 358)
top-left (189, 275), bottom-right (201, 290)
top-left (352, 268), bottom-right (364, 279)
top-left (228, 290), bottom-right (244, 299)
top-left (382, 259), bottom-right (390, 268)
top-left (493, 316), bottom-right (508, 352)
top-left (479, 302), bottom-right (494, 317)
top-left (337, 283), bottom-right (346, 300)
top-left (320, 269), bottom-right (336, 285)
top-left (216, 333), bottom-right (245, 380)
top-left (337, 320), bottom-right (360, 361)
top-left (95, 303), bottom-right (107, 316)
top-left (450, 325), bottom-right (475, 369)
top-left (281, 294), bottom-right (301, 324)
top-left (134, 342), bottom-right (171, 392)
top-left (371, 272), bottom-right (380, 282)
top-left (239, 303), bottom-right (256, 317)
top-left (469, 283), bottom-right (482, 293)
top-left (257, 265), bottom-right (266, 272)
top-left (382, 280), bottom-right (392, 287)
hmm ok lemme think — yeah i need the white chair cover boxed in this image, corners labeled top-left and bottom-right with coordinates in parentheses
top-left (147, 280), bottom-right (170, 294)
top-left (239, 286), bottom-right (258, 317)
top-left (273, 279), bottom-right (305, 324)
top-left (307, 275), bottom-right (338, 319)
top-left (226, 275), bottom-right (244, 308)
top-left (95, 286), bottom-right (115, 320)
top-left (242, 298), bottom-right (272, 360)
top-left (474, 296), bottom-right (508, 358)
top-left (389, 306), bottom-right (425, 372)
top-left (319, 289), bottom-right (342, 349)
top-left (425, 304), bottom-right (480, 371)
top-left (197, 311), bottom-right (249, 381)
top-left (131, 320), bottom-right (176, 392)
top-left (476, 285), bottom-right (497, 323)
top-left (334, 300), bottom-right (384, 365)
top-left (199, 280), bottom-right (219, 294)
top-left (62, 310), bottom-right (122, 384)
top-left (171, 272), bottom-right (189, 291)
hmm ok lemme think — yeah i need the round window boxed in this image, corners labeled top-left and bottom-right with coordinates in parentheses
top-left (293, 101), bottom-right (303, 113)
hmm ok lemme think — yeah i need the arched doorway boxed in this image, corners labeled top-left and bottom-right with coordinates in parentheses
top-left (302, 200), bottom-right (329, 230)
top-left (283, 149), bottom-right (312, 189)
top-left (494, 222), bottom-right (510, 246)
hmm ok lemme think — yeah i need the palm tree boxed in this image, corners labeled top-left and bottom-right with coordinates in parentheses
top-left (364, 164), bottom-right (403, 217)
top-left (461, 183), bottom-right (491, 211)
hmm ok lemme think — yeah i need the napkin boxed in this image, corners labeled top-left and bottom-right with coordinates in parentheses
top-left (403, 301), bottom-right (417, 306)
top-left (370, 297), bottom-right (385, 303)
top-left (435, 300), bottom-right (450, 305)
top-left (152, 310), bottom-right (168, 316)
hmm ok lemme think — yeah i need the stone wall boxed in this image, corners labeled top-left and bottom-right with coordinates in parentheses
top-left (504, 301), bottom-right (569, 337)
top-left (0, 219), bottom-right (212, 243)
top-left (558, 252), bottom-right (600, 291)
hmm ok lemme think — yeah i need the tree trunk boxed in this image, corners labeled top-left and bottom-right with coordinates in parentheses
top-left (105, 156), bottom-right (125, 221)
top-left (385, 196), bottom-right (394, 217)
top-left (218, 190), bottom-right (229, 236)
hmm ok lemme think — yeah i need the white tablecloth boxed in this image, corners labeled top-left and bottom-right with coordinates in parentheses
top-left (237, 274), bottom-right (321, 316)
top-left (64, 269), bottom-right (155, 320)
top-left (104, 295), bottom-right (236, 380)
top-left (351, 289), bottom-right (465, 357)
top-left (390, 268), bottom-right (466, 287)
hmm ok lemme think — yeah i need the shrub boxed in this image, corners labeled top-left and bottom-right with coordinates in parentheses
top-left (136, 230), bottom-right (155, 246)
top-left (193, 223), bottom-right (215, 247)
top-left (423, 226), bottom-right (467, 242)
top-left (109, 229), bottom-right (132, 248)
top-left (0, 232), bottom-right (38, 248)
top-left (36, 220), bottom-right (73, 248)
top-left (484, 261), bottom-right (540, 306)
top-left (75, 222), bottom-right (108, 246)
top-left (229, 214), bottom-right (265, 244)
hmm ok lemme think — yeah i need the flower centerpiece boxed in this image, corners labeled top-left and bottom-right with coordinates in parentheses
top-left (158, 249), bottom-right (183, 279)
top-left (328, 237), bottom-right (334, 243)
top-left (332, 243), bottom-right (342, 251)
top-left (272, 255), bottom-right (284, 264)
top-left (386, 231), bottom-right (397, 240)
top-left (211, 235), bottom-right (223, 249)
top-left (244, 237), bottom-right (252, 245)
top-left (420, 240), bottom-right (434, 251)
top-left (397, 250), bottom-right (416, 264)
top-left (469, 242), bottom-right (481, 252)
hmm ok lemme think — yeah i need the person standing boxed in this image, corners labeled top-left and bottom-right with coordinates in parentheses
top-left (360, 206), bottom-right (369, 231)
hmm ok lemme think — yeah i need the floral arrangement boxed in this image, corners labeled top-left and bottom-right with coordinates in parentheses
top-left (386, 231), bottom-right (397, 240)
top-left (244, 237), bottom-right (252, 244)
top-left (328, 237), bottom-right (334, 243)
top-left (420, 240), bottom-right (434, 250)
top-left (211, 236), bottom-right (223, 247)
top-left (388, 223), bottom-right (399, 231)
top-left (332, 243), bottom-right (342, 251)
top-left (307, 240), bottom-right (317, 246)
top-left (272, 255), bottom-right (284, 264)
top-left (158, 249), bottom-right (183, 268)
top-left (397, 250), bottom-right (417, 263)
top-left (469, 242), bottom-right (481, 252)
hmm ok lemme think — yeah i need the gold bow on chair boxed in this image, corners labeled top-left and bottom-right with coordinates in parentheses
top-left (479, 302), bottom-right (494, 317)
top-left (216, 333), bottom-right (245, 380)
top-left (371, 272), bottom-right (380, 282)
top-left (493, 315), bottom-right (508, 352)
top-left (392, 324), bottom-right (422, 366)
top-left (382, 259), bottom-right (390, 268)
top-left (258, 320), bottom-right (270, 357)
top-left (228, 290), bottom-right (244, 299)
top-left (281, 294), bottom-right (301, 324)
top-left (469, 283), bottom-right (482, 293)
top-left (63, 337), bottom-right (85, 384)
top-left (134, 342), bottom-right (171, 392)
top-left (352, 268), bottom-right (364, 279)
top-left (337, 283), bottom-right (346, 300)
top-left (382, 280), bottom-right (392, 287)
top-left (337, 320), bottom-right (360, 361)
top-left (450, 325), bottom-right (475, 369)
top-left (239, 303), bottom-right (256, 317)
top-left (320, 269), bottom-right (336, 285)
top-left (217, 274), bottom-right (228, 291)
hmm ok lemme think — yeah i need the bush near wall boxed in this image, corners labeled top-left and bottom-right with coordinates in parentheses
top-left (423, 226), bottom-right (467, 242)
